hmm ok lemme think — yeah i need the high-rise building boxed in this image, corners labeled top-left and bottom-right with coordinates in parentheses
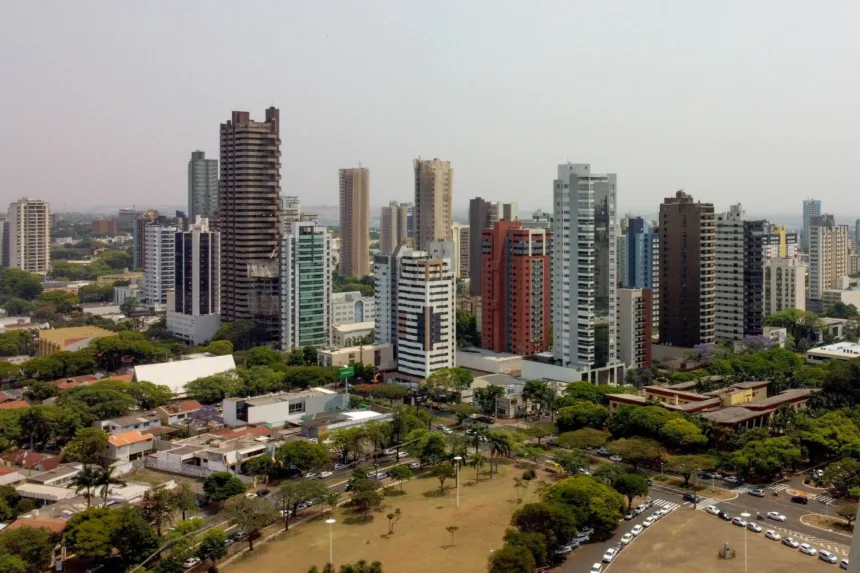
top-left (414, 158), bottom-right (453, 251)
top-left (167, 217), bottom-right (221, 344)
top-left (856, 219), bottom-right (860, 253)
top-left (133, 209), bottom-right (160, 270)
top-left (502, 202), bottom-right (519, 222)
top-left (658, 190), bottom-right (715, 347)
top-left (188, 151), bottom-right (219, 222)
top-left (405, 203), bottom-right (414, 239)
top-left (280, 195), bottom-right (301, 230)
top-left (450, 221), bottom-right (470, 279)
top-left (763, 225), bottom-right (799, 260)
top-left (802, 198), bottom-right (822, 251)
top-left (552, 164), bottom-right (618, 368)
top-left (850, 254), bottom-right (860, 276)
top-left (616, 288), bottom-right (653, 370)
top-left (373, 247), bottom-right (403, 353)
top-left (764, 258), bottom-right (806, 315)
top-left (0, 214), bottom-right (8, 268)
top-left (280, 220), bottom-right (332, 350)
top-left (332, 291), bottom-right (375, 327)
top-left (620, 217), bottom-right (659, 337)
top-left (809, 214), bottom-right (849, 303)
top-left (91, 220), bottom-right (117, 235)
top-left (6, 197), bottom-right (51, 274)
top-left (468, 198), bottom-right (500, 295)
top-left (142, 223), bottom-right (177, 310)
top-left (481, 221), bottom-right (551, 355)
top-left (219, 108), bottom-right (282, 341)
top-left (380, 201), bottom-right (409, 256)
top-left (339, 167), bottom-right (370, 278)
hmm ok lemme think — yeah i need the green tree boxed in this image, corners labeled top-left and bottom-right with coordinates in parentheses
top-left (503, 528), bottom-right (547, 567)
top-left (110, 506), bottom-right (159, 566)
top-left (488, 429), bottom-right (515, 476)
top-left (140, 488), bottom-right (175, 536)
top-left (203, 472), bottom-right (246, 503)
top-left (558, 428), bottom-right (608, 450)
top-left (487, 543), bottom-right (536, 573)
top-left (431, 463), bottom-right (456, 494)
top-left (351, 483), bottom-right (383, 521)
top-left (72, 465), bottom-right (101, 507)
top-left (206, 340), bottom-right (234, 356)
top-left (554, 449), bottom-right (589, 475)
top-left (0, 526), bottom-right (53, 573)
top-left (0, 555), bottom-right (27, 573)
top-left (3, 298), bottom-right (34, 316)
top-left (197, 528), bottom-right (228, 566)
top-left (469, 453), bottom-right (487, 482)
top-left (511, 502), bottom-right (578, 552)
top-left (126, 381), bottom-right (174, 410)
top-left (609, 437), bottom-right (666, 471)
top-left (95, 464), bottom-right (125, 506)
top-left (171, 482), bottom-right (198, 521)
top-left (372, 384), bottom-right (409, 405)
top-left (525, 422), bottom-right (555, 445)
top-left (521, 380), bottom-right (550, 413)
top-left (388, 465), bottom-right (414, 493)
top-left (455, 309), bottom-right (480, 348)
top-left (544, 475), bottom-right (625, 538)
top-left (225, 496), bottom-right (278, 551)
top-left (184, 372), bottom-right (243, 404)
top-left (246, 346), bottom-right (284, 367)
top-left (665, 454), bottom-right (716, 488)
top-left (726, 436), bottom-right (801, 480)
top-left (449, 403), bottom-right (476, 424)
top-left (274, 479), bottom-right (328, 529)
top-left (659, 418), bottom-right (708, 449)
top-left (556, 401), bottom-right (609, 432)
top-left (244, 454), bottom-right (275, 482)
top-left (836, 500), bottom-right (859, 525)
top-left (63, 508), bottom-right (115, 560)
top-left (474, 385), bottom-right (505, 415)
top-left (0, 268), bottom-right (44, 300)
top-left (275, 441), bottom-right (330, 474)
top-left (22, 381), bottom-right (59, 403)
top-left (613, 474), bottom-right (650, 510)
top-left (824, 458), bottom-right (860, 496)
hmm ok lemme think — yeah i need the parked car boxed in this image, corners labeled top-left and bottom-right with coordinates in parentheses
top-left (436, 424), bottom-right (448, 431)
top-left (398, 451), bottom-right (409, 459)
top-left (609, 455), bottom-right (623, 463)
top-left (304, 472), bottom-right (319, 479)
top-left (642, 517), bottom-right (655, 528)
top-left (319, 471), bottom-right (333, 479)
top-left (683, 493), bottom-right (702, 503)
top-left (799, 543), bottom-right (818, 556)
top-left (791, 495), bottom-right (809, 505)
top-left (782, 537), bottom-right (800, 548)
top-left (256, 489), bottom-right (270, 497)
top-left (747, 522), bottom-right (762, 533)
top-left (602, 548), bottom-right (617, 563)
top-left (642, 500), bottom-right (653, 509)
top-left (244, 492), bottom-right (257, 499)
top-left (724, 476), bottom-right (739, 484)
top-left (384, 449), bottom-right (397, 456)
top-left (554, 545), bottom-right (573, 556)
top-left (182, 558), bottom-right (201, 570)
top-left (748, 488), bottom-right (766, 497)
top-left (634, 505), bottom-right (646, 515)
top-left (279, 509), bottom-right (293, 518)
top-left (621, 533), bottom-right (634, 545)
top-left (596, 447), bottom-right (610, 456)
top-left (767, 511), bottom-right (786, 522)
top-left (631, 525), bottom-right (643, 536)
top-left (841, 558), bottom-right (849, 569)
top-left (224, 538), bottom-right (235, 548)
top-left (765, 530), bottom-right (781, 541)
top-left (409, 461), bottom-right (421, 470)
top-left (706, 505), bottom-right (720, 516)
top-left (624, 511), bottom-right (635, 520)
top-left (819, 550), bottom-right (838, 564)
top-left (731, 516), bottom-right (747, 527)
top-left (334, 463), bottom-right (351, 470)
top-left (719, 511), bottom-right (732, 521)
top-left (813, 469), bottom-right (825, 479)
top-left (590, 563), bottom-right (603, 573)
top-left (577, 527), bottom-right (595, 536)
top-left (442, 428), bottom-right (454, 435)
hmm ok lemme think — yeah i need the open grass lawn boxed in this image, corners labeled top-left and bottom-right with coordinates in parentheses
top-left (610, 510), bottom-right (827, 573)
top-left (225, 462), bottom-right (543, 573)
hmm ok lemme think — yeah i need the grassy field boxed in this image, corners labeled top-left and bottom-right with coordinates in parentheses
top-left (225, 462), bottom-right (543, 573)
top-left (609, 510), bottom-right (829, 573)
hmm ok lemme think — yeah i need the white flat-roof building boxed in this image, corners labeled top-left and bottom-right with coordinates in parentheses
top-left (456, 347), bottom-right (522, 375)
top-left (807, 341), bottom-right (860, 364)
top-left (332, 321), bottom-right (375, 347)
top-left (133, 354), bottom-right (236, 396)
top-left (332, 291), bottom-right (375, 327)
top-left (222, 388), bottom-right (347, 427)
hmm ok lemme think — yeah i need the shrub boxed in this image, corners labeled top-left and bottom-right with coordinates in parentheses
top-left (522, 469), bottom-right (536, 481)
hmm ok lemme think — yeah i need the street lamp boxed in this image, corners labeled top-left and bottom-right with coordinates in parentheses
top-left (453, 456), bottom-right (463, 508)
top-left (325, 518), bottom-right (336, 566)
top-left (740, 511), bottom-right (750, 573)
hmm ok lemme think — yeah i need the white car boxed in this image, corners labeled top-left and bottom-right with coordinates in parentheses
top-left (279, 509), bottom-right (293, 517)
top-left (621, 533), bottom-right (633, 545)
top-left (590, 564), bottom-right (603, 573)
top-left (651, 511), bottom-right (662, 521)
top-left (554, 545), bottom-right (572, 556)
top-left (319, 471), bottom-right (333, 478)
top-left (334, 463), bottom-right (351, 470)
top-left (782, 537), bottom-right (800, 548)
top-left (398, 451), bottom-right (409, 458)
top-left (765, 530), bottom-right (781, 541)
top-left (819, 550), bottom-right (838, 564)
top-left (767, 511), bottom-right (787, 522)
top-left (841, 558), bottom-right (849, 569)
top-left (602, 548), bottom-right (617, 563)
top-left (631, 524), bottom-right (643, 536)
top-left (706, 505), bottom-right (720, 515)
top-left (746, 522), bottom-right (762, 533)
top-left (642, 517), bottom-right (655, 528)
top-left (182, 557), bottom-right (201, 570)
top-left (634, 505), bottom-right (646, 515)
top-left (732, 516), bottom-right (747, 527)
top-left (304, 472), bottom-right (319, 479)
top-left (609, 455), bottom-right (623, 462)
top-left (799, 543), bottom-right (818, 556)
top-left (244, 492), bottom-right (257, 498)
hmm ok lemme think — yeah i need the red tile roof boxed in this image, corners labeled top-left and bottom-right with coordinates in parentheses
top-left (108, 430), bottom-right (154, 447)
top-left (101, 373), bottom-right (133, 383)
top-left (158, 400), bottom-right (203, 416)
top-left (211, 426), bottom-right (273, 440)
top-left (51, 375), bottom-right (99, 391)
top-left (0, 400), bottom-right (30, 410)
top-left (0, 451), bottom-right (60, 470)
top-left (7, 518), bottom-right (67, 534)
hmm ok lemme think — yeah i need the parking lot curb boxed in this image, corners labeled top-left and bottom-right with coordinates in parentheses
top-left (799, 513), bottom-right (853, 539)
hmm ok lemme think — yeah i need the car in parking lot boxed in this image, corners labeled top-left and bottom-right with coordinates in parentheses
top-left (819, 550), bottom-right (838, 564)
top-left (624, 510), bottom-right (635, 520)
top-left (791, 495), bottom-right (809, 505)
top-left (631, 525), bottom-right (643, 536)
top-left (718, 511), bottom-right (732, 521)
top-left (224, 537), bottom-right (235, 547)
top-left (398, 451), bottom-right (409, 459)
top-left (747, 522), bottom-right (762, 533)
top-left (799, 543), bottom-right (818, 556)
top-left (577, 527), bottom-right (595, 536)
top-left (642, 517), bottom-right (655, 528)
top-left (765, 530), bottom-right (781, 541)
top-left (782, 537), bottom-right (800, 548)
top-left (590, 563), bottom-right (603, 573)
top-left (651, 511), bottom-right (663, 521)
top-left (334, 463), bottom-right (351, 470)
top-left (767, 511), bottom-right (786, 522)
top-left (182, 557), bottom-right (201, 570)
top-left (609, 455), bottom-right (623, 462)
top-left (602, 548), bottom-right (617, 563)
top-left (621, 533), bottom-right (633, 545)
top-left (706, 505), bottom-right (720, 515)
top-left (724, 476), bottom-right (739, 484)
top-left (319, 471), bottom-right (333, 479)
top-left (384, 448), bottom-right (397, 456)
top-left (682, 493), bottom-right (703, 503)
top-left (748, 488), bottom-right (765, 497)
top-left (634, 505), bottom-right (646, 515)
top-left (731, 516), bottom-right (747, 527)
top-left (841, 558), bottom-right (849, 569)
top-left (554, 545), bottom-right (573, 556)
top-left (409, 461), bottom-right (421, 470)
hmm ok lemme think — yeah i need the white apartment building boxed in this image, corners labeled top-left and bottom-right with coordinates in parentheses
top-left (850, 254), bottom-right (860, 276)
top-left (551, 163), bottom-right (618, 369)
top-left (376, 246), bottom-right (455, 378)
top-left (280, 220), bottom-right (332, 350)
top-left (331, 291), bottom-right (375, 327)
top-left (7, 197), bottom-right (51, 274)
top-left (715, 205), bottom-right (746, 341)
top-left (764, 257), bottom-right (806, 315)
top-left (450, 221), bottom-right (470, 280)
top-left (142, 223), bottom-right (177, 310)
top-left (616, 288), bottom-right (652, 370)
top-left (809, 214), bottom-right (849, 302)
top-left (280, 195), bottom-right (301, 230)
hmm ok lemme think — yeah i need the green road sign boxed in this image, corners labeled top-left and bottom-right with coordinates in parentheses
top-left (338, 366), bottom-right (355, 378)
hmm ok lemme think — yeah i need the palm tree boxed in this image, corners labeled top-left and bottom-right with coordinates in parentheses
top-left (95, 465), bottom-right (126, 507)
top-left (469, 424), bottom-right (488, 455)
top-left (771, 404), bottom-right (796, 435)
top-left (469, 453), bottom-right (486, 482)
top-left (72, 466), bottom-right (100, 508)
top-left (487, 432), bottom-right (511, 477)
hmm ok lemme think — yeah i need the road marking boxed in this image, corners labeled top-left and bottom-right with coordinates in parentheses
top-left (651, 499), bottom-right (681, 511)
top-left (769, 484), bottom-right (789, 492)
top-left (691, 497), bottom-right (718, 509)
top-left (814, 494), bottom-right (834, 504)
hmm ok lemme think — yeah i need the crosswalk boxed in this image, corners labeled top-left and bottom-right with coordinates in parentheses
top-left (768, 484), bottom-right (789, 493)
top-left (689, 497), bottom-right (719, 509)
top-left (814, 493), bottom-right (834, 504)
top-left (651, 498), bottom-right (682, 511)
top-left (765, 484), bottom-right (834, 504)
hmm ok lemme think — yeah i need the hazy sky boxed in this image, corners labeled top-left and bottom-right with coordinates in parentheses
top-left (2, 1), bottom-right (859, 222)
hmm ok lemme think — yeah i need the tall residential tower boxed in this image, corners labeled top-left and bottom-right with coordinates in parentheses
top-left (380, 201), bottom-right (409, 256)
top-left (802, 199), bottom-right (822, 251)
top-left (338, 167), bottom-right (370, 278)
top-left (414, 159), bottom-right (453, 251)
top-left (809, 214), bottom-right (849, 303)
top-left (188, 151), bottom-right (219, 222)
top-left (6, 197), bottom-right (50, 274)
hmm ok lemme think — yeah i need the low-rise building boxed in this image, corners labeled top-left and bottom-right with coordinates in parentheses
top-left (50, 374), bottom-right (99, 391)
top-left (156, 400), bottom-right (204, 426)
top-left (455, 347), bottom-right (523, 376)
top-left (822, 287), bottom-right (860, 311)
top-left (145, 432), bottom-right (281, 477)
top-left (27, 464), bottom-right (82, 487)
top-left (223, 388), bottom-right (347, 428)
top-left (0, 451), bottom-right (60, 472)
top-left (37, 326), bottom-right (116, 356)
top-left (15, 483), bottom-right (77, 504)
top-left (107, 430), bottom-right (155, 461)
top-left (463, 374), bottom-right (534, 418)
top-left (317, 344), bottom-right (395, 372)
top-left (95, 411), bottom-right (161, 435)
top-left (0, 467), bottom-right (26, 486)
top-left (97, 270), bottom-right (143, 286)
top-left (521, 352), bottom-right (625, 385)
top-left (331, 291), bottom-right (376, 327)
top-left (300, 409), bottom-right (394, 439)
top-left (332, 322), bottom-right (375, 347)
top-left (807, 341), bottom-right (860, 363)
top-left (132, 354), bottom-right (236, 396)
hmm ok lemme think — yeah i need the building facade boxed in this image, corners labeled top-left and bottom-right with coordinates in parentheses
top-left (450, 221), bottom-right (470, 280)
top-left (809, 214), bottom-right (849, 303)
top-left (142, 223), bottom-right (177, 310)
top-left (280, 220), bottom-right (332, 350)
top-left (338, 167), bottom-right (370, 278)
top-left (167, 217), bottom-right (221, 344)
top-left (374, 246), bottom-right (402, 354)
top-left (380, 201), bottom-right (409, 256)
top-left (414, 159), bottom-right (453, 251)
top-left (91, 220), bottom-right (117, 235)
top-left (552, 163), bottom-right (618, 369)
top-left (188, 150), bottom-right (219, 222)
top-left (6, 197), bottom-right (50, 274)
top-left (802, 198), bottom-right (822, 251)
top-left (218, 108), bottom-right (281, 342)
top-left (132, 209), bottom-right (160, 270)
top-left (658, 190), bottom-right (716, 347)
top-left (763, 225), bottom-right (798, 260)
top-left (849, 253), bottom-right (860, 276)
top-left (616, 288), bottom-right (653, 370)
top-left (468, 198), bottom-right (500, 295)
top-left (481, 221), bottom-right (551, 355)
top-left (331, 291), bottom-right (376, 326)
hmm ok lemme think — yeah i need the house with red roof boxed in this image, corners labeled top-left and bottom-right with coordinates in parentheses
top-left (156, 400), bottom-right (203, 426)
top-left (0, 450), bottom-right (61, 471)
top-left (107, 430), bottom-right (154, 461)
top-left (0, 400), bottom-right (30, 410)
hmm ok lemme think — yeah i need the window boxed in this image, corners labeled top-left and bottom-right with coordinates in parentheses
top-left (289, 401), bottom-right (305, 414)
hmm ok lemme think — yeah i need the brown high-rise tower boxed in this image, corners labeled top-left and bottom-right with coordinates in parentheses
top-left (218, 108), bottom-right (282, 341)
top-left (414, 158), bottom-right (453, 251)
top-left (339, 167), bottom-right (370, 277)
top-left (658, 190), bottom-right (715, 347)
